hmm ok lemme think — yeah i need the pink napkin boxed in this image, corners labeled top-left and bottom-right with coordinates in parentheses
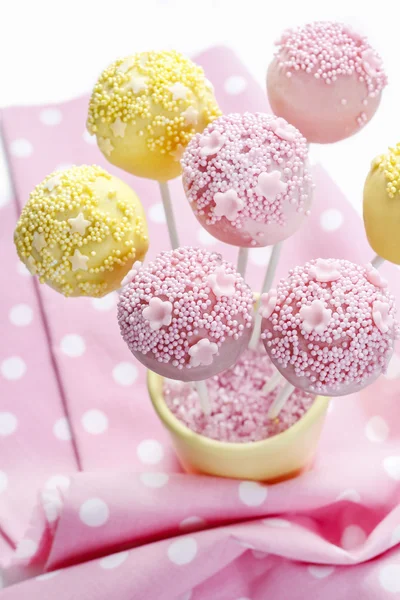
top-left (1, 46), bottom-right (400, 599)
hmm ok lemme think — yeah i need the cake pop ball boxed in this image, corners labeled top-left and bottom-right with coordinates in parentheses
top-left (117, 247), bottom-right (254, 381)
top-left (181, 113), bottom-right (313, 247)
top-left (14, 165), bottom-right (148, 297)
top-left (87, 51), bottom-right (221, 182)
top-left (261, 259), bottom-right (397, 396)
top-left (267, 21), bottom-right (387, 143)
top-left (364, 144), bottom-right (400, 264)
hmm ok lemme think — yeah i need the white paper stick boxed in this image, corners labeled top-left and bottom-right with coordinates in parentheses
top-left (262, 369), bottom-right (283, 394)
top-left (371, 255), bottom-right (385, 269)
top-left (268, 381), bottom-right (295, 419)
top-left (195, 380), bottom-right (211, 415)
top-left (158, 181), bottom-right (179, 250)
top-left (237, 247), bottom-right (249, 278)
top-left (249, 242), bottom-right (283, 350)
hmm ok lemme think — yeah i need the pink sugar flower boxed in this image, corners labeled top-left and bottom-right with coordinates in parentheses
top-left (142, 297), bottom-right (173, 331)
top-left (365, 263), bottom-right (387, 289)
top-left (372, 301), bottom-right (393, 333)
top-left (300, 299), bottom-right (332, 335)
top-left (213, 189), bottom-right (244, 221)
top-left (255, 171), bottom-right (287, 201)
top-left (207, 266), bottom-right (236, 298)
top-left (259, 289), bottom-right (277, 319)
top-left (310, 259), bottom-right (341, 283)
top-left (199, 130), bottom-right (225, 157)
top-left (189, 338), bottom-right (218, 367)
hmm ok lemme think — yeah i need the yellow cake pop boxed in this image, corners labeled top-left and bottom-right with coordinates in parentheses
top-left (363, 144), bottom-right (400, 264)
top-left (87, 51), bottom-right (221, 182)
top-left (14, 165), bottom-right (148, 297)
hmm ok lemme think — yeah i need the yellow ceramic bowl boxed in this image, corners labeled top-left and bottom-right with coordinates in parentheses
top-left (147, 371), bottom-right (330, 482)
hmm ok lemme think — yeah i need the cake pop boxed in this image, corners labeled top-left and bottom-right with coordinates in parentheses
top-left (267, 21), bottom-right (387, 143)
top-left (14, 165), bottom-right (148, 297)
top-left (181, 112), bottom-right (313, 248)
top-left (261, 258), bottom-right (397, 397)
top-left (117, 247), bottom-right (254, 381)
top-left (87, 50), bottom-right (221, 183)
top-left (364, 143), bottom-right (400, 265)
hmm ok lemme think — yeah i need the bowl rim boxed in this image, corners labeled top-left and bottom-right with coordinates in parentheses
top-left (147, 369), bottom-right (330, 453)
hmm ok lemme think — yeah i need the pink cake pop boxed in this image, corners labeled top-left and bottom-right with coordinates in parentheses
top-left (267, 21), bottom-right (387, 143)
top-left (181, 112), bottom-right (313, 248)
top-left (117, 247), bottom-right (254, 381)
top-left (261, 259), bottom-right (398, 396)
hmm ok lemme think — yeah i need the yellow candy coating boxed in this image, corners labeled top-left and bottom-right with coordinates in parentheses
top-left (14, 165), bottom-right (149, 297)
top-left (87, 51), bottom-right (221, 181)
top-left (363, 144), bottom-right (400, 264)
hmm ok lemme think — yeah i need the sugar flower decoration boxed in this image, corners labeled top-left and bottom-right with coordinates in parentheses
top-left (255, 170), bottom-right (287, 200)
top-left (270, 117), bottom-right (296, 142)
top-left (199, 130), bottom-right (225, 157)
top-left (189, 338), bottom-right (218, 367)
top-left (259, 289), bottom-right (277, 319)
top-left (213, 189), bottom-right (244, 221)
top-left (120, 261), bottom-right (142, 289)
top-left (310, 259), bottom-right (341, 283)
top-left (143, 297), bottom-right (173, 331)
top-left (207, 266), bottom-right (236, 298)
top-left (372, 300), bottom-right (393, 333)
top-left (365, 263), bottom-right (387, 289)
top-left (299, 299), bottom-right (332, 334)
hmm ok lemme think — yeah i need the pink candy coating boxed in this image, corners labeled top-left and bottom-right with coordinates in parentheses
top-left (181, 113), bottom-right (313, 247)
top-left (164, 344), bottom-right (314, 443)
top-left (267, 21), bottom-right (387, 143)
top-left (261, 259), bottom-right (398, 396)
top-left (117, 247), bottom-right (254, 381)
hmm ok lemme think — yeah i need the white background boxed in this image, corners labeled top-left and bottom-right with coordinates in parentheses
top-left (1, 0), bottom-right (399, 212)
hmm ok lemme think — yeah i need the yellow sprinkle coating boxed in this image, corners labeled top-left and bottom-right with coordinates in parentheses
top-left (375, 143), bottom-right (400, 198)
top-left (14, 165), bottom-right (149, 297)
top-left (87, 51), bottom-right (221, 181)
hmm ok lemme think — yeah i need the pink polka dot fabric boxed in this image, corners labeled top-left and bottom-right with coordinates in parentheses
top-left (1, 47), bottom-right (400, 599)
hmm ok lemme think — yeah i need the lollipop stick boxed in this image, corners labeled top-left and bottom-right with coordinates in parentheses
top-left (249, 242), bottom-right (283, 350)
top-left (268, 381), bottom-right (295, 419)
top-left (371, 255), bottom-right (385, 269)
top-left (262, 369), bottom-right (283, 394)
top-left (195, 380), bottom-right (211, 415)
top-left (158, 181), bottom-right (179, 250)
top-left (237, 248), bottom-right (249, 278)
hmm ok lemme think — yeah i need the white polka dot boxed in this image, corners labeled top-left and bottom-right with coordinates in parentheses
top-left (179, 516), bottom-right (205, 532)
top-left (17, 261), bottom-right (31, 277)
top-left (0, 471), bottom-right (8, 494)
top-left (9, 304), bottom-right (33, 327)
top-left (53, 417), bottom-right (72, 441)
top-left (112, 362), bottom-right (138, 386)
top-left (320, 209), bottom-right (343, 232)
top-left (337, 489), bottom-right (361, 503)
top-left (79, 498), bottom-right (110, 527)
top-left (15, 539), bottom-right (38, 559)
top-left (10, 139), bottom-right (33, 158)
top-left (41, 488), bottom-right (63, 523)
top-left (82, 410), bottom-right (108, 435)
top-left (91, 293), bottom-right (117, 311)
top-left (167, 537), bottom-right (198, 565)
top-left (83, 130), bottom-right (97, 145)
top-left (263, 518), bottom-right (291, 528)
top-left (149, 203), bottom-right (166, 224)
top-left (238, 481), bottom-right (268, 507)
top-left (1, 356), bottom-right (26, 380)
top-left (308, 565), bottom-right (335, 579)
top-left (36, 570), bottom-right (60, 581)
top-left (39, 108), bottom-right (63, 126)
top-left (45, 475), bottom-right (71, 492)
top-left (384, 456), bottom-right (400, 480)
top-left (0, 412), bottom-right (18, 436)
top-left (60, 334), bottom-right (86, 357)
top-left (224, 75), bottom-right (247, 95)
top-left (249, 247), bottom-right (272, 267)
top-left (341, 525), bottom-right (367, 550)
top-left (386, 354), bottom-right (400, 379)
top-left (391, 526), bottom-right (400, 547)
top-left (196, 228), bottom-right (216, 246)
top-left (379, 564), bottom-right (400, 593)
top-left (140, 472), bottom-right (169, 488)
top-left (137, 439), bottom-right (164, 465)
top-left (365, 416), bottom-right (389, 443)
top-left (99, 551), bottom-right (129, 569)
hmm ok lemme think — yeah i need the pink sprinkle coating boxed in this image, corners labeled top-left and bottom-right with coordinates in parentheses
top-left (181, 113), bottom-right (313, 247)
top-left (261, 259), bottom-right (398, 396)
top-left (117, 247), bottom-right (253, 380)
top-left (163, 344), bottom-right (315, 443)
top-left (274, 21), bottom-right (387, 96)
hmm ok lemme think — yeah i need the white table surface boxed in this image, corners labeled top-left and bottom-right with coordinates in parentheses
top-left (1, 0), bottom-right (398, 215)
